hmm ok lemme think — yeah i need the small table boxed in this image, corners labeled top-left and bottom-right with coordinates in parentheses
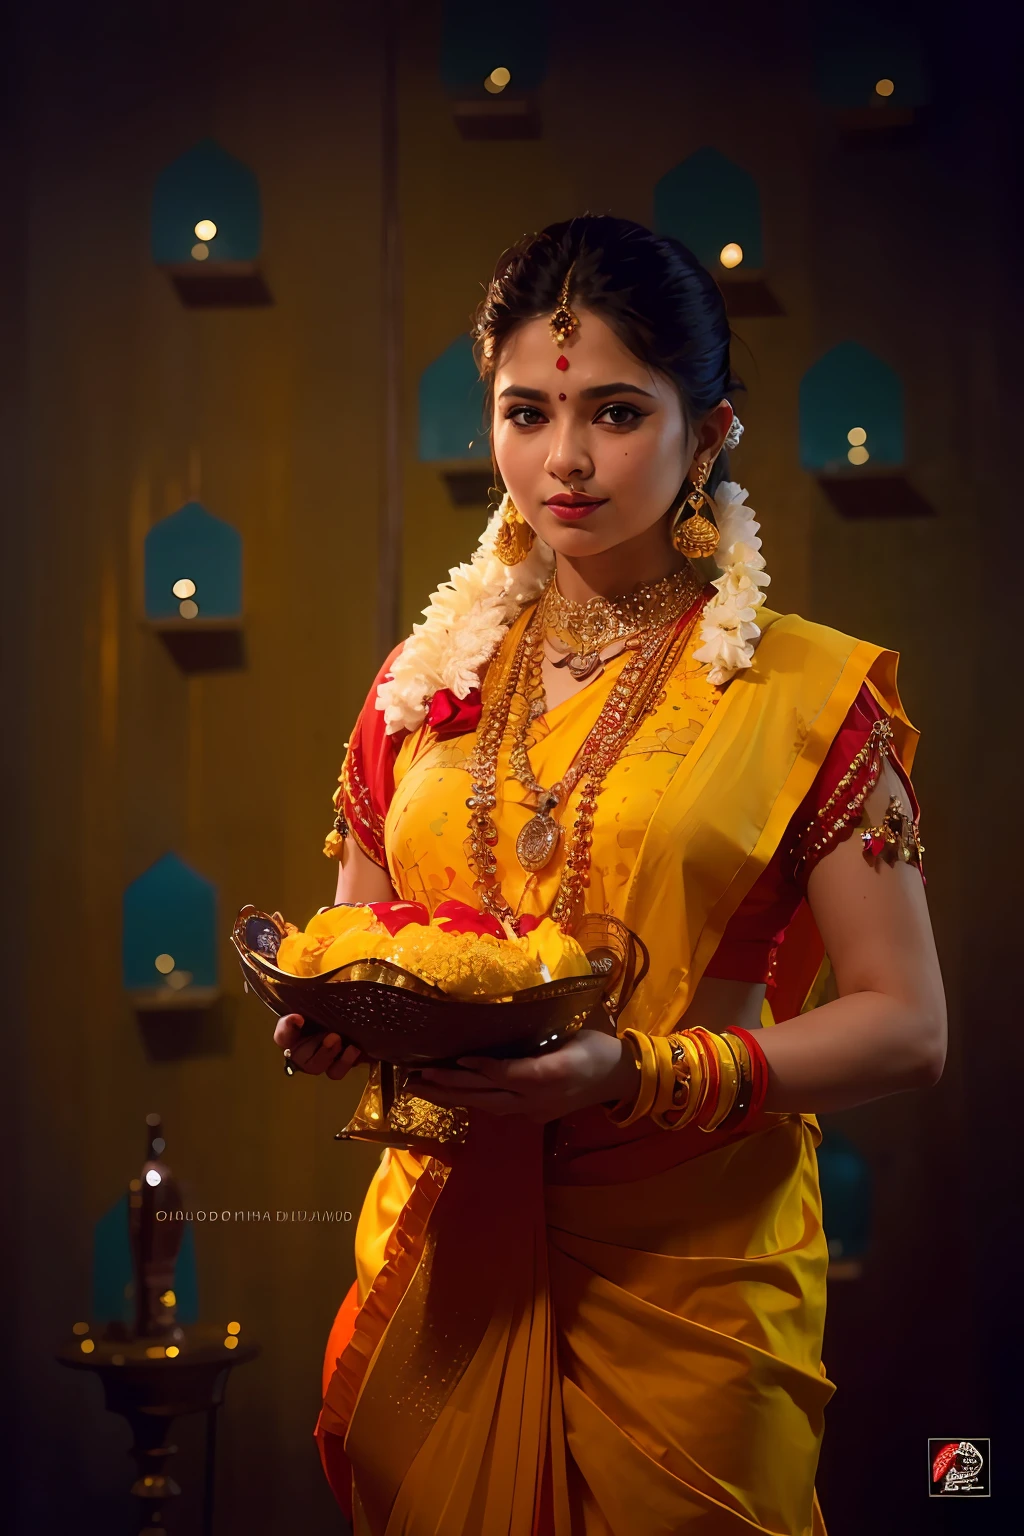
top-left (57, 1324), bottom-right (259, 1534)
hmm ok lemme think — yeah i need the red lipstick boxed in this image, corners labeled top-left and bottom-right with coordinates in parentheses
top-left (545, 493), bottom-right (608, 522)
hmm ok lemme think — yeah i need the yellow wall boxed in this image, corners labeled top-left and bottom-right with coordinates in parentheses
top-left (6, 3), bottom-right (1019, 1533)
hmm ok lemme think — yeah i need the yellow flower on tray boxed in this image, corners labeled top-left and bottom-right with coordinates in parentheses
top-left (386, 928), bottom-right (541, 999)
top-left (272, 899), bottom-right (593, 998)
top-left (515, 918), bottom-right (591, 981)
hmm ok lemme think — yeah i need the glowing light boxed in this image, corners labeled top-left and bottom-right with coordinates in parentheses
top-left (847, 427), bottom-right (867, 446)
top-left (194, 219), bottom-right (217, 241)
top-left (875, 78), bottom-right (894, 97)
top-left (224, 1335), bottom-right (238, 1350)
top-left (179, 598), bottom-right (199, 620)
top-left (145, 1169), bottom-right (162, 1187)
top-left (847, 446), bottom-right (870, 465)
top-left (484, 67), bottom-right (511, 94)
top-left (80, 1339), bottom-right (95, 1354)
top-left (155, 954), bottom-right (175, 974)
top-left (191, 243), bottom-right (209, 262)
top-left (166, 969), bottom-right (193, 990)
top-left (145, 1345), bottom-right (166, 1359)
top-left (719, 243), bottom-right (744, 269)
top-left (152, 1137), bottom-right (166, 1155)
top-left (165, 1345), bottom-right (180, 1358)
top-left (159, 1290), bottom-right (176, 1308)
top-left (226, 1321), bottom-right (241, 1335)
top-left (172, 578), bottom-right (196, 600)
top-left (73, 1322), bottom-right (89, 1336)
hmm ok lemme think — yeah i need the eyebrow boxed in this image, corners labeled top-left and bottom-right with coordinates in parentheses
top-left (497, 381), bottom-right (656, 402)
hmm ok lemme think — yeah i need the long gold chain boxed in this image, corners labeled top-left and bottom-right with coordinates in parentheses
top-left (465, 591), bottom-right (706, 933)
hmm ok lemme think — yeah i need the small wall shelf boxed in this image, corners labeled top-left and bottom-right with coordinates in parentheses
top-left (419, 336), bottom-right (492, 505)
top-left (440, 0), bottom-right (547, 141)
top-left (144, 502), bottom-right (245, 673)
top-left (814, 15), bottom-right (929, 143)
top-left (654, 149), bottom-right (784, 320)
top-left (123, 854), bottom-right (220, 1013)
top-left (151, 139), bottom-right (273, 309)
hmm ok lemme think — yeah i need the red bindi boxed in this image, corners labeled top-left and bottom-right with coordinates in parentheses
top-left (558, 392), bottom-right (566, 400)
top-left (556, 354), bottom-right (569, 371)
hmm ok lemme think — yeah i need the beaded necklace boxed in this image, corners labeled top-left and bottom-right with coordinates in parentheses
top-left (465, 589), bottom-right (707, 934)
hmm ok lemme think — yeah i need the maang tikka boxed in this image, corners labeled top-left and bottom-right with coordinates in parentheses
top-left (550, 260), bottom-right (579, 363)
top-left (671, 459), bottom-right (721, 559)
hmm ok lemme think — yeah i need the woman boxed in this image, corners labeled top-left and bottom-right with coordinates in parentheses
top-left (274, 215), bottom-right (946, 1535)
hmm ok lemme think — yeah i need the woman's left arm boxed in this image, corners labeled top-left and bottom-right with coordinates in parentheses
top-left (756, 759), bottom-right (947, 1114)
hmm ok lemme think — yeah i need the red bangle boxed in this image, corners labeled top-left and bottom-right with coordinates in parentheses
top-left (721, 1026), bottom-right (770, 1133)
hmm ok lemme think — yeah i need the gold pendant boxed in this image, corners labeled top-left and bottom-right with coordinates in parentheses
top-left (516, 789), bottom-right (562, 872)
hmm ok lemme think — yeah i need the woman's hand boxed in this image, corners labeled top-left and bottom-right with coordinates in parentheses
top-left (273, 1014), bottom-right (367, 1081)
top-left (407, 1026), bottom-right (638, 1123)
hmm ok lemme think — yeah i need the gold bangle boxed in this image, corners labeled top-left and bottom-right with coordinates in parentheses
top-left (718, 1030), bottom-right (753, 1130)
top-left (650, 1035), bottom-right (680, 1121)
top-left (604, 1029), bottom-right (658, 1127)
top-left (651, 1030), bottom-right (704, 1130)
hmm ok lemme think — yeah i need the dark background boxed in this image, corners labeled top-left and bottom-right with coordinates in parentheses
top-left (2, 1), bottom-right (1021, 1532)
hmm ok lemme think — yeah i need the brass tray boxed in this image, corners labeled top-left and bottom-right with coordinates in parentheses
top-left (232, 906), bottom-right (648, 1154)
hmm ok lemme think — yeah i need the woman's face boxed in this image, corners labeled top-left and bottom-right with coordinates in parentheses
top-left (491, 306), bottom-right (729, 559)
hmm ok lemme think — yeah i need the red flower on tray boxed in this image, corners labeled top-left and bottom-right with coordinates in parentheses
top-left (425, 687), bottom-right (482, 739)
top-left (432, 899), bottom-right (506, 941)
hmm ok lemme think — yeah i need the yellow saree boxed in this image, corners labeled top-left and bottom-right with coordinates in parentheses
top-left (315, 605), bottom-right (917, 1535)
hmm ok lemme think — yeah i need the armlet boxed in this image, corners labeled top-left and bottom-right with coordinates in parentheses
top-left (322, 736), bottom-right (387, 868)
top-left (860, 794), bottom-right (925, 870)
top-left (792, 717), bottom-right (918, 882)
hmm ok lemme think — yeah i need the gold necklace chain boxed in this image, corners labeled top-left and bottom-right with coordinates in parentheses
top-left (541, 565), bottom-right (702, 660)
top-left (465, 592), bottom-right (706, 933)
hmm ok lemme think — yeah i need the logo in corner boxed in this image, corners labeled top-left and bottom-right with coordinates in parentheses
top-left (928, 1438), bottom-right (990, 1496)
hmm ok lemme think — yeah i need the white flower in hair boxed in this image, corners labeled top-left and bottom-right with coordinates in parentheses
top-left (692, 481), bottom-right (770, 686)
top-left (375, 495), bottom-right (554, 734)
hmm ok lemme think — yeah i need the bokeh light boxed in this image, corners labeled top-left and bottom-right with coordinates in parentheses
top-left (224, 1335), bottom-right (238, 1350)
top-left (178, 598), bottom-right (199, 620)
top-left (172, 578), bottom-right (196, 599)
top-left (227, 1320), bottom-right (241, 1335)
top-left (847, 446), bottom-right (870, 465)
top-left (847, 427), bottom-right (867, 446)
top-left (194, 219), bottom-right (217, 241)
top-left (191, 243), bottom-right (209, 262)
top-left (145, 1169), bottom-right (162, 1187)
top-left (719, 243), bottom-right (744, 269)
top-left (154, 953), bottom-right (175, 974)
top-left (80, 1338), bottom-right (95, 1354)
top-left (875, 78), bottom-right (895, 97)
top-left (484, 67), bottom-right (511, 94)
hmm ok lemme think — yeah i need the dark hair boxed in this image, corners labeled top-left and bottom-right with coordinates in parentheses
top-left (471, 213), bottom-right (744, 498)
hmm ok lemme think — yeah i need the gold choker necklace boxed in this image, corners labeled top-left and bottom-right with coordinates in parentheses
top-left (541, 567), bottom-right (703, 680)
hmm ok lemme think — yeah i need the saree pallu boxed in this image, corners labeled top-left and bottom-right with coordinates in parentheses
top-left (315, 611), bottom-right (918, 1535)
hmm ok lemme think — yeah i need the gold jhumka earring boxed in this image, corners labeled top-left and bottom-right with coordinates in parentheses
top-left (671, 459), bottom-right (721, 559)
top-left (494, 494), bottom-right (536, 564)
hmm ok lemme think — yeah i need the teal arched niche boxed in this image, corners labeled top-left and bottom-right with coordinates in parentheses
top-left (92, 1195), bottom-right (199, 1326)
top-left (813, 14), bottom-right (930, 110)
top-left (799, 342), bottom-right (904, 473)
top-left (151, 138), bottom-right (262, 264)
top-left (144, 503), bottom-right (242, 621)
top-left (654, 148), bottom-right (764, 271)
top-left (817, 1128), bottom-right (873, 1264)
top-left (123, 853), bottom-right (218, 995)
top-left (440, 0), bottom-right (548, 92)
top-left (419, 335), bottom-right (490, 463)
